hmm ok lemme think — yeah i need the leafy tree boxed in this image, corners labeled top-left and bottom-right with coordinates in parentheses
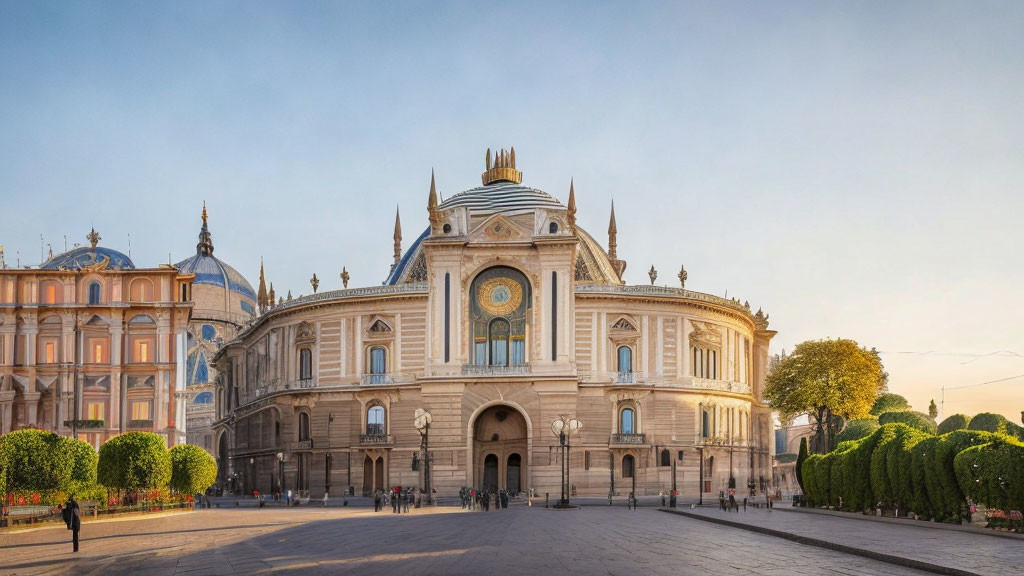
top-left (0, 429), bottom-right (73, 493)
top-left (795, 437), bottom-right (808, 491)
top-left (967, 412), bottom-right (1008, 435)
top-left (169, 444), bottom-right (218, 495)
top-left (836, 418), bottom-right (879, 444)
top-left (928, 399), bottom-right (938, 419)
top-left (870, 393), bottom-right (911, 417)
top-left (878, 411), bottom-right (937, 435)
top-left (937, 414), bottom-right (971, 435)
top-left (765, 339), bottom-right (887, 453)
top-left (97, 432), bottom-right (171, 492)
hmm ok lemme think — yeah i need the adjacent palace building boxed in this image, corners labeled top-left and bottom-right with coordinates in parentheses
top-left (211, 148), bottom-right (777, 500)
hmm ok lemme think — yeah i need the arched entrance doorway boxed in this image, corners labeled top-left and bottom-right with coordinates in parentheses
top-left (472, 405), bottom-right (528, 494)
top-left (362, 455), bottom-right (386, 495)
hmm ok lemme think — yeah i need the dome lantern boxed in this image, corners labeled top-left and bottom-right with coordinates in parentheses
top-left (482, 147), bottom-right (522, 185)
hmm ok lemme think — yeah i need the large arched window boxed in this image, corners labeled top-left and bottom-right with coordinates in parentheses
top-left (469, 267), bottom-right (531, 366)
top-left (366, 405), bottom-right (386, 436)
top-left (620, 407), bottom-right (636, 435)
top-left (299, 348), bottom-right (312, 381)
top-left (298, 412), bottom-right (310, 442)
top-left (617, 346), bottom-right (632, 373)
top-left (370, 347), bottom-right (387, 374)
top-left (88, 282), bottom-right (101, 305)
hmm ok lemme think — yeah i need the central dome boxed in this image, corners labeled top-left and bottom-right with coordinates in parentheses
top-left (439, 181), bottom-right (565, 215)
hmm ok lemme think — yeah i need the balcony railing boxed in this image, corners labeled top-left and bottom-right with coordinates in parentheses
top-left (359, 434), bottom-right (394, 446)
top-left (691, 378), bottom-right (751, 394)
top-left (610, 433), bottom-right (647, 445)
top-left (616, 371), bottom-right (637, 384)
top-left (127, 419), bottom-right (154, 429)
top-left (461, 363), bottom-right (531, 376)
top-left (291, 439), bottom-right (313, 451)
top-left (361, 373), bottom-right (394, 386)
top-left (64, 419), bottom-right (104, 429)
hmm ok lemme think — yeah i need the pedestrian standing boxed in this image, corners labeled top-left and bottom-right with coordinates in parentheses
top-left (67, 497), bottom-right (82, 552)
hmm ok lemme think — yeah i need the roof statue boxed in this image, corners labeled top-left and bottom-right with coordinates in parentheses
top-left (678, 265), bottom-right (687, 288)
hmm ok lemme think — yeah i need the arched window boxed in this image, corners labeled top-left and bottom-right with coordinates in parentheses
top-left (622, 454), bottom-right (635, 479)
top-left (660, 449), bottom-right (671, 467)
top-left (298, 412), bottom-right (310, 442)
top-left (549, 222), bottom-right (558, 234)
top-left (88, 282), bottom-right (101, 305)
top-left (470, 267), bottom-right (531, 366)
top-left (299, 348), bottom-right (312, 381)
top-left (194, 391), bottom-right (213, 404)
top-left (620, 407), bottom-right (635, 435)
top-left (366, 405), bottom-right (386, 436)
top-left (370, 347), bottom-right (387, 374)
top-left (617, 346), bottom-right (632, 373)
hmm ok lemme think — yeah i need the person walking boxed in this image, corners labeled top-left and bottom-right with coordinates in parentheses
top-left (66, 497), bottom-right (82, 552)
top-left (627, 492), bottom-right (636, 510)
top-left (403, 490), bottom-right (410, 513)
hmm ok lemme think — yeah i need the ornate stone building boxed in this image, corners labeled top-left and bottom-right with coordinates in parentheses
top-left (0, 230), bottom-right (193, 447)
top-left (176, 205), bottom-right (258, 453)
top-left (213, 148), bottom-right (776, 499)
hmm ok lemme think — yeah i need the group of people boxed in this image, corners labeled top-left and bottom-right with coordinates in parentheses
top-left (373, 487), bottom-right (418, 513)
top-left (719, 487), bottom-right (774, 512)
top-left (459, 487), bottom-right (513, 511)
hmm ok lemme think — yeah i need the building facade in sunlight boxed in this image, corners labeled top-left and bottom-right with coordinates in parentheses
top-left (212, 148), bottom-right (777, 499)
top-left (0, 230), bottom-right (193, 447)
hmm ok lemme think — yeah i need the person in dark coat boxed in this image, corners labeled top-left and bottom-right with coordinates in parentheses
top-left (66, 498), bottom-right (82, 552)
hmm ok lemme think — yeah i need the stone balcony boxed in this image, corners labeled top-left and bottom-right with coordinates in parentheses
top-left (127, 419), bottom-right (154, 429)
top-left (291, 439), bottom-right (313, 451)
top-left (361, 373), bottom-right (395, 386)
top-left (609, 433), bottom-right (647, 447)
top-left (461, 363), bottom-right (531, 376)
top-left (359, 434), bottom-right (395, 447)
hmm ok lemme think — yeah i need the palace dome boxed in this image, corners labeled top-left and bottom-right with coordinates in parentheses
top-left (439, 182), bottom-right (565, 215)
top-left (175, 205), bottom-right (257, 316)
top-left (42, 229), bottom-right (135, 270)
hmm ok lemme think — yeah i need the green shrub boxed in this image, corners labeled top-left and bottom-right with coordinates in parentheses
top-left (887, 424), bottom-right (930, 511)
top-left (837, 418), bottom-right (879, 444)
top-left (97, 432), bottom-right (171, 492)
top-left (795, 437), bottom-right (808, 492)
top-left (845, 427), bottom-right (884, 512)
top-left (0, 429), bottom-right (74, 493)
top-left (802, 453), bottom-right (823, 506)
top-left (968, 413), bottom-right (1008, 434)
top-left (937, 414), bottom-right (971, 435)
top-left (879, 411), bottom-right (937, 435)
top-left (870, 393), bottom-right (911, 416)
top-left (169, 444), bottom-right (218, 495)
top-left (908, 436), bottom-right (941, 519)
top-left (933, 430), bottom-right (998, 521)
top-left (869, 424), bottom-right (900, 507)
top-left (953, 437), bottom-right (1024, 512)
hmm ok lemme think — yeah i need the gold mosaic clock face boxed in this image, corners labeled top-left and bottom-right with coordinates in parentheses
top-left (478, 277), bottom-right (523, 316)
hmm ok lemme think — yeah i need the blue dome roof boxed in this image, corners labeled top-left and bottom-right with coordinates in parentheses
top-left (42, 246), bottom-right (135, 270)
top-left (385, 227), bottom-right (430, 285)
top-left (176, 253), bottom-right (256, 301)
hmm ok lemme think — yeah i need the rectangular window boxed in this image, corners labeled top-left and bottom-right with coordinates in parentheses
top-left (45, 284), bottom-right (57, 304)
top-left (44, 341), bottom-right (55, 363)
top-left (137, 341), bottom-right (149, 363)
top-left (584, 450), bottom-right (591, 471)
top-left (87, 402), bottom-right (104, 420)
top-left (131, 401), bottom-right (152, 420)
top-left (93, 343), bottom-right (103, 364)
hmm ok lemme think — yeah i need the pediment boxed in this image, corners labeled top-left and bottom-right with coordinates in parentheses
top-left (468, 214), bottom-right (531, 243)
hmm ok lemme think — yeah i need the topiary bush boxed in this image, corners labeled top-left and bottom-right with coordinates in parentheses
top-left (97, 432), bottom-right (171, 493)
top-left (968, 413), bottom-right (1008, 435)
top-left (886, 425), bottom-right (930, 512)
top-left (837, 418), bottom-right (879, 444)
top-left (795, 437), bottom-right (808, 492)
top-left (870, 393), bottom-right (911, 416)
top-left (169, 444), bottom-right (218, 495)
top-left (0, 429), bottom-right (74, 494)
top-left (908, 436), bottom-right (941, 519)
top-left (937, 414), bottom-right (971, 435)
top-left (953, 436), bottom-right (1024, 513)
top-left (879, 411), bottom-right (937, 435)
top-left (932, 429), bottom-right (997, 521)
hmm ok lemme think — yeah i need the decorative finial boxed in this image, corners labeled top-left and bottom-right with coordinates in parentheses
top-left (340, 267), bottom-right (350, 289)
top-left (677, 265), bottom-right (687, 288)
top-left (310, 273), bottom-right (319, 293)
top-left (393, 206), bottom-right (403, 267)
top-left (427, 169), bottom-right (443, 229)
top-left (608, 200), bottom-right (618, 258)
top-left (567, 179), bottom-right (577, 230)
top-left (287, 290), bottom-right (292, 301)
top-left (196, 202), bottom-right (214, 256)
top-left (257, 259), bottom-right (268, 313)
top-left (753, 307), bottom-right (770, 330)
top-left (202, 201), bottom-right (207, 224)
top-left (268, 283), bottom-right (276, 308)
top-left (87, 228), bottom-right (101, 249)
top-left (481, 146), bottom-right (523, 185)
top-left (649, 265), bottom-right (658, 285)
top-left (744, 300), bottom-right (750, 310)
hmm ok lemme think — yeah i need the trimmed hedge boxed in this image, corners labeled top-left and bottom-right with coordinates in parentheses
top-left (937, 414), bottom-right (971, 435)
top-left (800, 424), bottom-right (1022, 521)
top-left (837, 418), bottom-right (879, 444)
top-left (169, 444), bottom-right (217, 495)
top-left (878, 411), bottom-right (937, 435)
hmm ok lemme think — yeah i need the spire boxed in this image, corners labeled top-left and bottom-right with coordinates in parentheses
top-left (268, 283), bottom-right (276, 308)
top-left (393, 206), bottom-right (403, 267)
top-left (196, 202), bottom-right (214, 256)
top-left (427, 170), bottom-right (443, 229)
top-left (257, 259), bottom-right (268, 313)
top-left (608, 200), bottom-right (618, 260)
top-left (567, 179), bottom-right (577, 230)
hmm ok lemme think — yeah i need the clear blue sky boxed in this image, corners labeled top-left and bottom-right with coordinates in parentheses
top-left (2, 1), bottom-right (1022, 421)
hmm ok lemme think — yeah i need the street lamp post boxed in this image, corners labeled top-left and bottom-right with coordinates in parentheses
top-left (277, 452), bottom-right (285, 497)
top-left (249, 458), bottom-right (255, 495)
top-left (697, 445), bottom-right (705, 506)
top-left (551, 415), bottom-right (582, 508)
top-left (414, 408), bottom-right (433, 504)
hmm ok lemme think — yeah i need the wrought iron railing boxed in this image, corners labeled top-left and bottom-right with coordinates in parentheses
top-left (361, 373), bottom-right (394, 386)
top-left (63, 419), bottom-right (104, 429)
top-left (127, 419), bottom-right (154, 429)
top-left (616, 371), bottom-right (637, 384)
top-left (461, 363), bottom-right (531, 376)
top-left (359, 434), bottom-right (394, 446)
top-left (691, 378), bottom-right (751, 394)
top-left (610, 433), bottom-right (647, 445)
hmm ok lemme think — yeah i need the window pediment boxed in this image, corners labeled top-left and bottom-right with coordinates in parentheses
top-left (295, 320), bottom-right (315, 344)
top-left (689, 321), bottom-right (723, 348)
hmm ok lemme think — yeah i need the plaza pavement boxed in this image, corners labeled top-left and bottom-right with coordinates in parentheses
top-left (0, 503), bottom-right (983, 576)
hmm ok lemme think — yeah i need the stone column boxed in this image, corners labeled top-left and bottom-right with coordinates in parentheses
top-left (0, 390), bottom-right (15, 434)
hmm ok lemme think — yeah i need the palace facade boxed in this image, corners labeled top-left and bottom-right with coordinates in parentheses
top-left (0, 230), bottom-right (194, 447)
top-left (212, 148), bottom-right (777, 499)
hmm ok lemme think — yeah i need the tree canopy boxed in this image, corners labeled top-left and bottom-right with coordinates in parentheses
top-left (0, 429), bottom-right (73, 493)
top-left (765, 339), bottom-right (887, 452)
top-left (870, 393), bottom-right (911, 417)
top-left (97, 432), bottom-right (171, 492)
top-left (937, 414), bottom-right (971, 435)
top-left (169, 444), bottom-right (218, 495)
top-left (837, 418), bottom-right (880, 444)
